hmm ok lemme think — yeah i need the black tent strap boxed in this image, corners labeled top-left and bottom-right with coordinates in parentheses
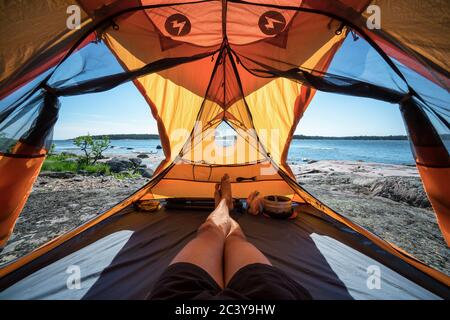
top-left (233, 51), bottom-right (405, 104)
top-left (50, 50), bottom-right (219, 97)
top-left (0, 152), bottom-right (46, 159)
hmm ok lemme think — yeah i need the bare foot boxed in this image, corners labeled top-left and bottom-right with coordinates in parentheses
top-left (215, 174), bottom-right (234, 210)
top-left (204, 174), bottom-right (235, 237)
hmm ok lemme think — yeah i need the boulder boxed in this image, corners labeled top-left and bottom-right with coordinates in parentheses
top-left (369, 177), bottom-right (431, 208)
top-left (106, 157), bottom-right (134, 173)
top-left (129, 157), bottom-right (142, 167)
top-left (137, 153), bottom-right (149, 159)
top-left (138, 167), bottom-right (154, 178)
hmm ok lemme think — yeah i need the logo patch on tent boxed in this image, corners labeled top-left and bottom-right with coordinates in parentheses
top-left (165, 14), bottom-right (191, 36)
top-left (258, 11), bottom-right (286, 35)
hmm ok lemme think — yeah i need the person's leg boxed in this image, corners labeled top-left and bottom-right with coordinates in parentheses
top-left (223, 218), bottom-right (272, 286)
top-left (169, 175), bottom-right (233, 288)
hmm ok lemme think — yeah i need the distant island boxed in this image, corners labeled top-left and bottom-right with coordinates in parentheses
top-left (71, 134), bottom-right (409, 141)
top-left (72, 134), bottom-right (160, 140)
top-left (292, 134), bottom-right (408, 140)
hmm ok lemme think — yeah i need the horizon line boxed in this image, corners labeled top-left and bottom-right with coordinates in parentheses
top-left (55, 133), bottom-right (411, 141)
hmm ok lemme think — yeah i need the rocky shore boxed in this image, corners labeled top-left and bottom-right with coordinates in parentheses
top-left (293, 160), bottom-right (448, 274)
top-left (1, 158), bottom-right (448, 275)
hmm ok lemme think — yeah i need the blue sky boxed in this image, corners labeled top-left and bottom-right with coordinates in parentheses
top-left (53, 36), bottom-right (408, 139)
top-left (55, 85), bottom-right (406, 139)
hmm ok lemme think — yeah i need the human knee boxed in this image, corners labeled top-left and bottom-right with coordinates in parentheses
top-left (197, 220), bottom-right (224, 239)
top-left (226, 228), bottom-right (247, 242)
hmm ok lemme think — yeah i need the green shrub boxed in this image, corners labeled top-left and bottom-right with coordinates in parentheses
top-left (42, 158), bottom-right (110, 175)
top-left (82, 163), bottom-right (110, 175)
top-left (73, 134), bottom-right (110, 165)
top-left (41, 160), bottom-right (78, 172)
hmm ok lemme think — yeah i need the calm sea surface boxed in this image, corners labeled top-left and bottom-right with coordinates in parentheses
top-left (54, 139), bottom-right (416, 165)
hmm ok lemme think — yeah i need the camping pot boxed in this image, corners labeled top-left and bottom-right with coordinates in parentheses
top-left (262, 195), bottom-right (292, 215)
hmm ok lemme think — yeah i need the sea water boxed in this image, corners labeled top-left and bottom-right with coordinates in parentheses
top-left (53, 139), bottom-right (415, 165)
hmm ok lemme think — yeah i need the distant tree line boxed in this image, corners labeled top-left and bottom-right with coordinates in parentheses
top-left (292, 135), bottom-right (409, 140)
top-left (72, 134), bottom-right (160, 140)
top-left (72, 133), bottom-right (449, 141)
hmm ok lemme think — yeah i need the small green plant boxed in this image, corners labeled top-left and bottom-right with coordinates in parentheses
top-left (42, 160), bottom-right (78, 172)
top-left (73, 134), bottom-right (110, 165)
top-left (112, 172), bottom-right (141, 180)
top-left (82, 163), bottom-right (111, 175)
top-left (48, 143), bottom-right (56, 156)
top-left (42, 158), bottom-right (111, 175)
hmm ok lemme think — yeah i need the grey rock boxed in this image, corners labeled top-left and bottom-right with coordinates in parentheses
top-left (41, 172), bottom-right (75, 179)
top-left (106, 157), bottom-right (134, 173)
top-left (137, 153), bottom-right (149, 159)
top-left (129, 157), bottom-right (142, 166)
top-left (369, 177), bottom-right (431, 208)
top-left (138, 167), bottom-right (154, 178)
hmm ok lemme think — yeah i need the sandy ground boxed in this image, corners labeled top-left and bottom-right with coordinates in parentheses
top-left (0, 159), bottom-right (448, 276)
